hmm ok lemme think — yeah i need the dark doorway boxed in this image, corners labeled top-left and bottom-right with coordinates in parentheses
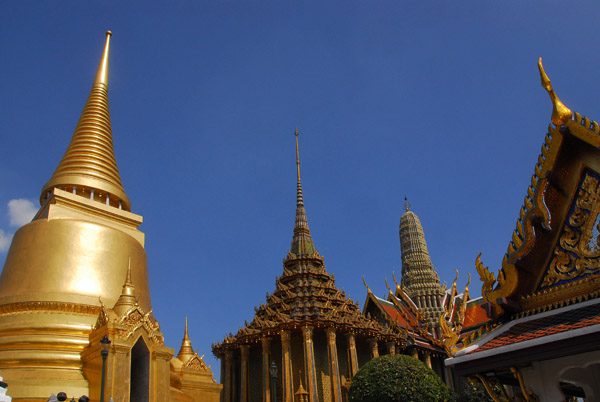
top-left (130, 337), bottom-right (149, 402)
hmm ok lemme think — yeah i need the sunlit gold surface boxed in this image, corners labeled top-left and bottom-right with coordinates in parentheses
top-left (538, 58), bottom-right (572, 126)
top-left (0, 208), bottom-right (151, 310)
top-left (0, 31), bottom-right (153, 400)
top-left (41, 31), bottom-right (130, 211)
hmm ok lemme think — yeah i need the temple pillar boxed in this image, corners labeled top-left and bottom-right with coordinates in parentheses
top-left (367, 338), bottom-right (379, 359)
top-left (386, 341), bottom-right (396, 355)
top-left (412, 349), bottom-right (419, 360)
top-left (425, 353), bottom-right (432, 369)
top-left (302, 326), bottom-right (318, 402)
top-left (326, 328), bottom-right (342, 402)
top-left (224, 350), bottom-right (233, 402)
top-left (262, 337), bottom-right (272, 402)
top-left (240, 345), bottom-right (250, 402)
top-left (281, 331), bottom-right (294, 402)
top-left (220, 353), bottom-right (226, 402)
top-left (346, 333), bottom-right (358, 378)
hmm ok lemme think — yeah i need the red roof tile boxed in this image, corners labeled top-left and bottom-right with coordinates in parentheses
top-left (472, 302), bottom-right (600, 353)
top-left (463, 302), bottom-right (490, 329)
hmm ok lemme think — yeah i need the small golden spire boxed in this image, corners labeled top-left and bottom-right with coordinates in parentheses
top-left (295, 127), bottom-right (301, 183)
top-left (290, 128), bottom-right (316, 256)
top-left (392, 271), bottom-right (401, 293)
top-left (384, 278), bottom-right (393, 295)
top-left (404, 196), bottom-right (410, 212)
top-left (94, 31), bottom-right (112, 86)
top-left (113, 259), bottom-right (138, 316)
top-left (538, 57), bottom-right (572, 126)
top-left (362, 275), bottom-right (372, 294)
top-left (177, 316), bottom-right (195, 363)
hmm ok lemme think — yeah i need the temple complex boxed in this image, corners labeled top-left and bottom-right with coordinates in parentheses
top-left (445, 59), bottom-right (600, 401)
top-left (0, 32), bottom-right (220, 401)
top-left (212, 130), bottom-right (405, 402)
top-left (362, 276), bottom-right (448, 380)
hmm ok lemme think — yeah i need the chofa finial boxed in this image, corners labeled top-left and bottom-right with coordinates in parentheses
top-left (538, 57), bottom-right (572, 126)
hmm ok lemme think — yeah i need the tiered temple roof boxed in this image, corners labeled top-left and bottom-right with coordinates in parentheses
top-left (445, 59), bottom-right (600, 402)
top-left (213, 130), bottom-right (403, 349)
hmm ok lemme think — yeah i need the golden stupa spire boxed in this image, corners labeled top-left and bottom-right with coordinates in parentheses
top-left (41, 31), bottom-right (131, 211)
top-left (113, 258), bottom-right (137, 316)
top-left (290, 128), bottom-right (316, 256)
top-left (538, 57), bottom-right (572, 126)
top-left (177, 316), bottom-right (195, 363)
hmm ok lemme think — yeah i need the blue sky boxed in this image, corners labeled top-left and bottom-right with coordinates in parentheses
top-left (2, 1), bottom-right (600, 378)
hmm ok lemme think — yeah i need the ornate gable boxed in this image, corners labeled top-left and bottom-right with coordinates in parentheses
top-left (475, 59), bottom-right (600, 320)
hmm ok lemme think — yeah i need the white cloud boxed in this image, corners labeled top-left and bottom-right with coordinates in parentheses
top-left (8, 199), bottom-right (37, 227)
top-left (0, 229), bottom-right (12, 253)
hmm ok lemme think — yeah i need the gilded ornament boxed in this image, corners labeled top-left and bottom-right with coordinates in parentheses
top-left (542, 169), bottom-right (600, 287)
top-left (538, 58), bottom-right (572, 126)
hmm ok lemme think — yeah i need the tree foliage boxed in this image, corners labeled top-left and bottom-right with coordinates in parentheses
top-left (348, 354), bottom-right (451, 402)
top-left (449, 379), bottom-right (494, 402)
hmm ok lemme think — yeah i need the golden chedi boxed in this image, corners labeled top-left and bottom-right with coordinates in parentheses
top-left (0, 32), bottom-right (220, 401)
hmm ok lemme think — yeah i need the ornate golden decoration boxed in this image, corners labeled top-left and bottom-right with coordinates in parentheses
top-left (461, 320), bottom-right (502, 348)
top-left (40, 31), bottom-right (131, 211)
top-left (476, 253), bottom-right (496, 304)
top-left (511, 367), bottom-right (540, 402)
top-left (113, 306), bottom-right (163, 345)
top-left (472, 375), bottom-right (506, 402)
top-left (519, 274), bottom-right (600, 317)
top-left (93, 300), bottom-right (109, 330)
top-left (538, 58), bottom-right (572, 126)
top-left (391, 271), bottom-right (425, 321)
top-left (439, 272), bottom-right (470, 356)
top-left (0, 301), bottom-right (101, 316)
top-left (184, 354), bottom-right (210, 372)
top-left (542, 169), bottom-right (600, 287)
top-left (439, 313), bottom-right (459, 356)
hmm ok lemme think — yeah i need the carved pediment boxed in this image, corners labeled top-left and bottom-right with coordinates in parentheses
top-left (540, 168), bottom-right (600, 289)
top-left (184, 354), bottom-right (210, 372)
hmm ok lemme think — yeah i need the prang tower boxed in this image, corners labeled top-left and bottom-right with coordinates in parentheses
top-left (399, 199), bottom-right (446, 337)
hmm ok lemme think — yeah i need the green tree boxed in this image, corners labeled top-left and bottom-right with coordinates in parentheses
top-left (449, 379), bottom-right (494, 402)
top-left (348, 354), bottom-right (450, 402)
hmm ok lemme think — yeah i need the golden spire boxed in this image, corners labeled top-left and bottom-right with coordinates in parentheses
top-left (290, 128), bottom-right (315, 256)
top-left (177, 316), bottom-right (195, 363)
top-left (41, 31), bottom-right (131, 211)
top-left (538, 57), bottom-right (572, 126)
top-left (404, 196), bottom-right (410, 212)
top-left (392, 271), bottom-right (402, 294)
top-left (113, 259), bottom-right (137, 316)
top-left (362, 275), bottom-right (372, 294)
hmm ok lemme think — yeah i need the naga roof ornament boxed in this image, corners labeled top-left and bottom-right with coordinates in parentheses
top-left (538, 57), bottom-right (572, 126)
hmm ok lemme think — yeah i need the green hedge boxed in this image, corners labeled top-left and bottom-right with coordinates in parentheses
top-left (348, 354), bottom-right (450, 402)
